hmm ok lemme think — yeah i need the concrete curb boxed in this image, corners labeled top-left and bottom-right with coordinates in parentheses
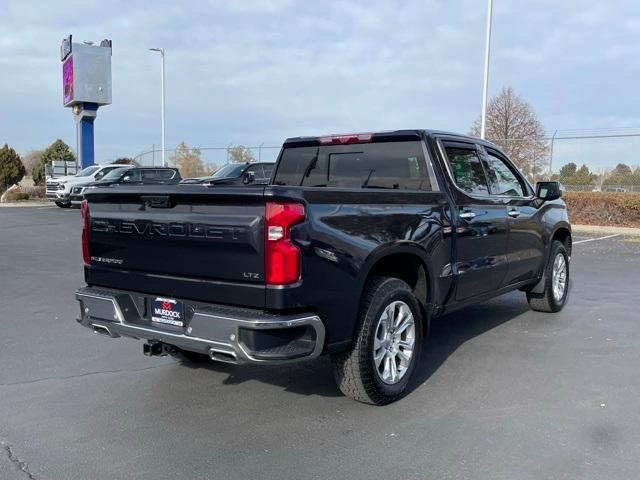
top-left (573, 224), bottom-right (640, 236)
top-left (0, 202), bottom-right (51, 208)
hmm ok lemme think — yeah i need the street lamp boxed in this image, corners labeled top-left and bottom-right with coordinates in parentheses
top-left (480, 0), bottom-right (493, 140)
top-left (149, 47), bottom-right (166, 166)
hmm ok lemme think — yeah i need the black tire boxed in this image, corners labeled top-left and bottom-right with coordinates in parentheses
top-left (331, 276), bottom-right (423, 405)
top-left (169, 348), bottom-right (211, 364)
top-left (55, 201), bottom-right (71, 208)
top-left (526, 240), bottom-right (570, 313)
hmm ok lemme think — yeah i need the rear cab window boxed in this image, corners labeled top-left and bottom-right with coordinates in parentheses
top-left (273, 141), bottom-right (437, 191)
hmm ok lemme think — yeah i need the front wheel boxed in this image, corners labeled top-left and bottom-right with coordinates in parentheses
top-left (526, 240), bottom-right (570, 312)
top-left (55, 201), bottom-right (71, 208)
top-left (331, 276), bottom-right (423, 405)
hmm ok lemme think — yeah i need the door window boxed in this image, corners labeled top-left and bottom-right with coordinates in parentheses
top-left (483, 152), bottom-right (526, 197)
top-left (141, 170), bottom-right (157, 182)
top-left (155, 169), bottom-right (176, 180)
top-left (444, 147), bottom-right (490, 196)
top-left (122, 170), bottom-right (141, 182)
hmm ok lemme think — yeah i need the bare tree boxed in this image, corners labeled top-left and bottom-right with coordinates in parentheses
top-left (170, 142), bottom-right (207, 178)
top-left (470, 87), bottom-right (548, 180)
top-left (22, 149), bottom-right (44, 176)
top-left (228, 145), bottom-right (255, 164)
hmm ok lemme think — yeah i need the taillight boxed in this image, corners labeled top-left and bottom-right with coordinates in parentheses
top-left (265, 202), bottom-right (305, 285)
top-left (318, 133), bottom-right (373, 145)
top-left (81, 200), bottom-right (90, 265)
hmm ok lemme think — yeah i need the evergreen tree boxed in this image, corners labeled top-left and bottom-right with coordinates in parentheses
top-left (33, 139), bottom-right (76, 185)
top-left (0, 144), bottom-right (26, 190)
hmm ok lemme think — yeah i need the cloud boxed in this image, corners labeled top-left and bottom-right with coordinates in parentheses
top-left (0, 0), bottom-right (638, 169)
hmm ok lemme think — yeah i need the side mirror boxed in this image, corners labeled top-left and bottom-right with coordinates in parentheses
top-left (95, 172), bottom-right (104, 180)
top-left (243, 171), bottom-right (255, 184)
top-left (536, 181), bottom-right (563, 201)
top-left (122, 175), bottom-right (133, 183)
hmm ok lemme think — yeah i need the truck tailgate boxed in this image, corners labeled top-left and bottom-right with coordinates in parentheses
top-left (84, 185), bottom-right (266, 306)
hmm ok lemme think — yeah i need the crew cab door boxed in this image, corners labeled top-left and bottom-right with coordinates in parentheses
top-left (480, 146), bottom-right (544, 285)
top-left (439, 140), bottom-right (508, 301)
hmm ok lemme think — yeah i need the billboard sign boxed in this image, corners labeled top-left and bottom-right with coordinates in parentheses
top-left (62, 56), bottom-right (74, 106)
top-left (60, 37), bottom-right (112, 107)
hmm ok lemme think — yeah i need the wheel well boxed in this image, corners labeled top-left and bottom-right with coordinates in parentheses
top-left (367, 253), bottom-right (430, 331)
top-left (552, 228), bottom-right (572, 256)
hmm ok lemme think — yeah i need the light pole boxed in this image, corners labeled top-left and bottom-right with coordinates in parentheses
top-left (149, 48), bottom-right (166, 166)
top-left (549, 129), bottom-right (558, 177)
top-left (480, 0), bottom-right (493, 140)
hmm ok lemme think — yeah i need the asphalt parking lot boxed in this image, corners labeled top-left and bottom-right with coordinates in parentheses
top-left (1, 206), bottom-right (639, 480)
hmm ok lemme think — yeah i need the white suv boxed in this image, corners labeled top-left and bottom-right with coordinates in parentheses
top-left (45, 164), bottom-right (124, 208)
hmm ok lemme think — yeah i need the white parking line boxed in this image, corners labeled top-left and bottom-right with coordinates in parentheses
top-left (573, 234), bottom-right (620, 245)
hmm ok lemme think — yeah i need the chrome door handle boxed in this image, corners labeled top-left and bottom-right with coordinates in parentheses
top-left (459, 211), bottom-right (476, 220)
top-left (507, 209), bottom-right (520, 218)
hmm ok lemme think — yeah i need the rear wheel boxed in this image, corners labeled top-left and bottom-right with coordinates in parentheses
top-left (526, 240), bottom-right (569, 312)
top-left (331, 276), bottom-right (423, 405)
top-left (55, 201), bottom-right (71, 208)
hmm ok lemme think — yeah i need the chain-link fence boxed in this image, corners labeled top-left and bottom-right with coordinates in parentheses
top-left (548, 132), bottom-right (640, 192)
top-left (133, 145), bottom-right (281, 175)
top-left (131, 131), bottom-right (640, 191)
top-left (487, 131), bottom-right (640, 192)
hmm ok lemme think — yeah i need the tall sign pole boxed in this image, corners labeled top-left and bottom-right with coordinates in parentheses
top-left (480, 0), bottom-right (493, 140)
top-left (149, 48), bottom-right (166, 166)
top-left (61, 35), bottom-right (112, 168)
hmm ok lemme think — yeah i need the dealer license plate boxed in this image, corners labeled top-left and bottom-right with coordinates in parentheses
top-left (151, 297), bottom-right (185, 327)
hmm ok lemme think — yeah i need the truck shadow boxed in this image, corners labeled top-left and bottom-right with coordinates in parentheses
top-left (179, 294), bottom-right (530, 400)
top-left (406, 294), bottom-right (530, 396)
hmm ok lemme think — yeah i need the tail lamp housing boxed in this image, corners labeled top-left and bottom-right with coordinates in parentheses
top-left (81, 200), bottom-right (90, 265)
top-left (265, 202), bottom-right (305, 285)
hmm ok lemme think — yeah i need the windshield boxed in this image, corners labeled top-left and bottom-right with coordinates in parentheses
top-left (100, 167), bottom-right (130, 181)
top-left (75, 166), bottom-right (100, 177)
top-left (212, 163), bottom-right (246, 178)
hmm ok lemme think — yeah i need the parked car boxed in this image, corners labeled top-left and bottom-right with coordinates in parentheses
top-left (180, 162), bottom-right (274, 185)
top-left (45, 164), bottom-right (124, 208)
top-left (69, 166), bottom-right (181, 204)
top-left (75, 130), bottom-right (571, 405)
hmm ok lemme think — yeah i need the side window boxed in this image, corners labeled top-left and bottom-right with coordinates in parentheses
top-left (245, 165), bottom-right (262, 177)
top-left (156, 169), bottom-right (176, 180)
top-left (254, 165), bottom-right (266, 179)
top-left (483, 152), bottom-right (526, 197)
top-left (141, 170), bottom-right (157, 181)
top-left (123, 170), bottom-right (141, 182)
top-left (444, 146), bottom-right (490, 196)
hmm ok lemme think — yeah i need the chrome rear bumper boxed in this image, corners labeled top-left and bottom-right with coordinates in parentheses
top-left (75, 286), bottom-right (325, 364)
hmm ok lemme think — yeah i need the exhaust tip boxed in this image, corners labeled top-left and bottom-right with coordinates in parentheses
top-left (92, 324), bottom-right (117, 338)
top-left (208, 348), bottom-right (238, 364)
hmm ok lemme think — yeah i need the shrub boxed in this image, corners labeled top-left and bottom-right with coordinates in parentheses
top-left (32, 139), bottom-right (76, 185)
top-left (14, 192), bottom-right (30, 201)
top-left (20, 185), bottom-right (45, 199)
top-left (564, 192), bottom-right (640, 228)
top-left (0, 144), bottom-right (26, 190)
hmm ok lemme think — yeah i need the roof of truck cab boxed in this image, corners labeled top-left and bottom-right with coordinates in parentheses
top-left (283, 129), bottom-right (503, 151)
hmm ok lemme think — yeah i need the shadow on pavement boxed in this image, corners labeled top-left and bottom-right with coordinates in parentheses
top-left (176, 295), bottom-right (529, 400)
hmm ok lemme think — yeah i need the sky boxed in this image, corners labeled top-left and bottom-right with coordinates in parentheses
top-left (1, 0), bottom-right (640, 169)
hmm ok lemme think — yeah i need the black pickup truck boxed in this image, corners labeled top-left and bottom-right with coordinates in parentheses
top-left (75, 130), bottom-right (571, 405)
